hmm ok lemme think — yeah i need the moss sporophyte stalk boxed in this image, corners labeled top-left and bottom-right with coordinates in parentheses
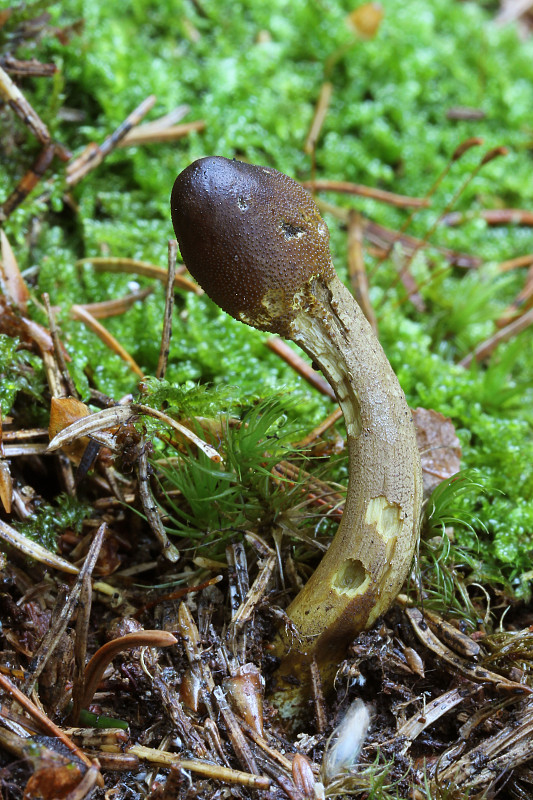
top-left (171, 156), bottom-right (422, 722)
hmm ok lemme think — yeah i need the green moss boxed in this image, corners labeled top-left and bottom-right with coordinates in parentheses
top-left (17, 493), bottom-right (91, 552)
top-left (0, 335), bottom-right (45, 417)
top-left (0, 335), bottom-right (25, 415)
top-left (1, 0), bottom-right (533, 586)
top-left (157, 398), bottom-right (309, 550)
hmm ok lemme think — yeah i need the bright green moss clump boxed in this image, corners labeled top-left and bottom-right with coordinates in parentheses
top-left (0, 335), bottom-right (45, 419)
top-left (18, 493), bottom-right (91, 553)
top-left (1, 1), bottom-right (533, 587)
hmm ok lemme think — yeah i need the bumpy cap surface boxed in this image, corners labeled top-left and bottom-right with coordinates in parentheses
top-left (170, 156), bottom-right (336, 334)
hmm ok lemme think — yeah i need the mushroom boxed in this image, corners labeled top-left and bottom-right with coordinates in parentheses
top-left (170, 156), bottom-right (422, 723)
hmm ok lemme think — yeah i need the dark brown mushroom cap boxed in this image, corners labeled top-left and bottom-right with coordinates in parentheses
top-left (170, 156), bottom-right (336, 334)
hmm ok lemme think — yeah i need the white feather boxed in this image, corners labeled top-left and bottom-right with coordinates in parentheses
top-left (322, 699), bottom-right (372, 785)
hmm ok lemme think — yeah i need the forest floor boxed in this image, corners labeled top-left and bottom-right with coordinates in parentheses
top-left (2, 2), bottom-right (533, 799)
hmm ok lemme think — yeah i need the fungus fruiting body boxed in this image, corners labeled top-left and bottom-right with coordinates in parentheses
top-left (171, 156), bottom-right (422, 722)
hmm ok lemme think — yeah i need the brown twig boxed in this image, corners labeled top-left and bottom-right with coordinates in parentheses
top-left (70, 304), bottom-right (144, 377)
top-left (397, 686), bottom-right (475, 753)
top-left (2, 441), bottom-right (50, 458)
top-left (73, 722), bottom-right (128, 748)
top-left (1, 143), bottom-right (57, 219)
top-left (346, 209), bottom-right (378, 331)
top-left (0, 517), bottom-right (79, 574)
top-left (75, 287), bottom-right (153, 319)
top-left (66, 95), bottom-right (156, 186)
top-left (69, 523), bottom-right (108, 724)
top-left (76, 256), bottom-right (203, 294)
top-left (0, 726), bottom-right (31, 756)
top-left (214, 685), bottom-right (260, 775)
top-left (0, 229), bottom-right (30, 311)
top-left (156, 240), bottom-right (177, 380)
top-left (236, 715), bottom-right (294, 772)
top-left (368, 136), bottom-right (484, 281)
top-left (495, 0), bottom-right (533, 25)
top-left (152, 666), bottom-right (209, 758)
top-left (226, 542), bottom-right (249, 663)
top-left (70, 552), bottom-right (93, 710)
top-left (291, 407), bottom-right (343, 448)
top-left (128, 744), bottom-right (271, 789)
top-left (24, 523), bottom-right (107, 697)
top-left (446, 106), bottom-right (486, 120)
top-left (0, 673), bottom-right (99, 777)
top-left (379, 146), bottom-right (508, 314)
top-left (304, 81), bottom-right (333, 157)
top-left (273, 460), bottom-right (345, 521)
top-left (177, 601), bottom-right (216, 718)
top-left (135, 574), bottom-right (222, 617)
top-left (80, 630), bottom-right (177, 710)
top-left (406, 607), bottom-right (532, 694)
top-left (0, 64), bottom-right (51, 144)
top-left (498, 254), bottom-right (533, 273)
top-left (459, 306), bottom-right (533, 368)
top-left (43, 292), bottom-right (77, 397)
top-left (229, 550), bottom-right (276, 633)
top-left (422, 607), bottom-right (481, 658)
top-left (81, 752), bottom-right (140, 772)
top-left (39, 327), bottom-right (65, 401)
top-left (0, 458), bottom-right (12, 512)
top-left (137, 442), bottom-right (181, 562)
top-left (121, 104), bottom-right (190, 133)
top-left (0, 55), bottom-right (57, 77)
top-left (496, 265), bottom-right (533, 328)
top-left (1, 427), bottom-right (49, 441)
top-left (0, 65), bottom-right (71, 218)
top-left (119, 119), bottom-right (206, 147)
top-left (265, 337), bottom-right (336, 399)
top-left (435, 698), bottom-right (533, 791)
top-left (442, 208), bottom-right (533, 227)
top-left (303, 179), bottom-right (429, 209)
top-left (310, 658), bottom-right (327, 733)
top-left (318, 199), bottom-right (481, 268)
top-left (46, 402), bottom-right (222, 462)
top-left (136, 403), bottom-right (222, 461)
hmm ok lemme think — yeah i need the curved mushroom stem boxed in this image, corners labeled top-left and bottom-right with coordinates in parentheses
top-left (170, 156), bottom-right (422, 727)
top-left (269, 273), bottom-right (422, 722)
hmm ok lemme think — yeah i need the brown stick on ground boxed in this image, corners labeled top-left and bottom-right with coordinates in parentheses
top-left (0, 673), bottom-right (101, 782)
top-left (304, 81), bottom-right (333, 156)
top-left (459, 306), bottom-right (533, 368)
top-left (156, 239), bottom-right (177, 380)
top-left (70, 304), bottom-right (144, 377)
top-left (66, 95), bottom-right (156, 186)
top-left (80, 630), bottom-right (177, 710)
top-left (443, 208), bottom-right (533, 227)
top-left (302, 179), bottom-right (429, 209)
top-left (347, 209), bottom-right (378, 332)
top-left (265, 337), bottom-right (336, 399)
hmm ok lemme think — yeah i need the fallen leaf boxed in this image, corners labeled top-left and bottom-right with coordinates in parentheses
top-left (412, 407), bottom-right (461, 496)
top-left (23, 746), bottom-right (83, 800)
top-left (49, 397), bottom-right (91, 464)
